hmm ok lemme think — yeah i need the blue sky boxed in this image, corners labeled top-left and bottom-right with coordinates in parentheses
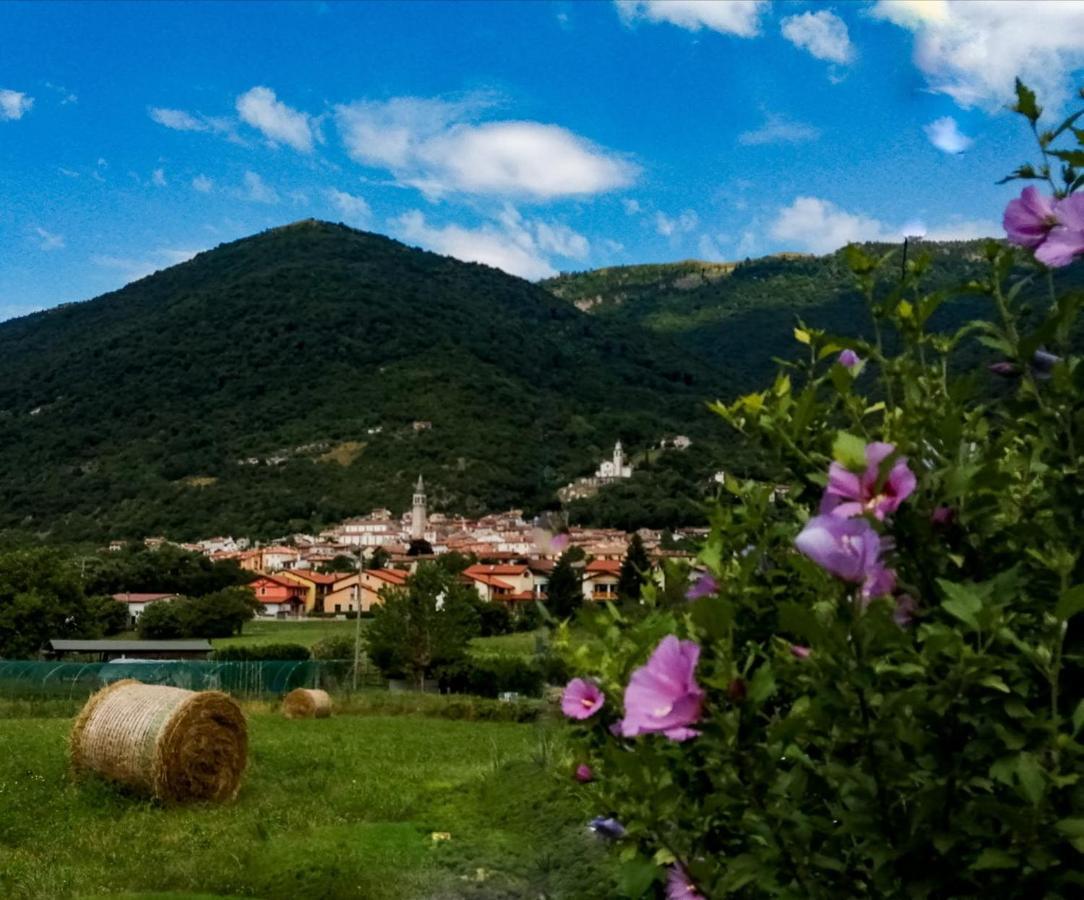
top-left (2, 0), bottom-right (1084, 319)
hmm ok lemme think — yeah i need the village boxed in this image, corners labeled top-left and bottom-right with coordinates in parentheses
top-left (110, 443), bottom-right (708, 624)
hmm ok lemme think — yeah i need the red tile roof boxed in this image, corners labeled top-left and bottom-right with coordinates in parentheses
top-left (585, 559), bottom-right (622, 575)
top-left (463, 563), bottom-right (529, 577)
top-left (112, 592), bottom-right (178, 604)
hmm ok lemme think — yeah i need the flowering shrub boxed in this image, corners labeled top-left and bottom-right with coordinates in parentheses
top-left (559, 81), bottom-right (1084, 898)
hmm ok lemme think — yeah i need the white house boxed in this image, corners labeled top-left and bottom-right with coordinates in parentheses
top-left (112, 592), bottom-right (181, 627)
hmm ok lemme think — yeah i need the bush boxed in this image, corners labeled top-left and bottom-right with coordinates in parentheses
top-left (211, 642), bottom-right (310, 661)
top-left (311, 634), bottom-right (356, 660)
top-left (560, 87), bottom-right (1084, 899)
top-left (437, 654), bottom-right (545, 698)
top-left (137, 601), bottom-right (185, 639)
top-left (468, 595), bottom-right (513, 637)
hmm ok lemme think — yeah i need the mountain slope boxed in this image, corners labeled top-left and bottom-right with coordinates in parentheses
top-left (0, 221), bottom-right (724, 541)
top-left (544, 241), bottom-right (1084, 395)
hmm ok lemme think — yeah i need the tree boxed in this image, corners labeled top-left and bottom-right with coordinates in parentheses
top-left (618, 533), bottom-right (652, 603)
top-left (368, 547), bottom-right (390, 570)
top-left (0, 549), bottom-right (97, 658)
top-left (406, 538), bottom-right (434, 557)
top-left (137, 601), bottom-right (185, 639)
top-left (365, 563), bottom-right (480, 688)
top-left (545, 553), bottom-right (582, 619)
top-left (86, 594), bottom-right (130, 636)
top-left (177, 587), bottom-right (256, 638)
top-left (321, 554), bottom-right (358, 574)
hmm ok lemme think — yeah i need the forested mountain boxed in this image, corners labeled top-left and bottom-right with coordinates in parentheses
top-left (544, 240), bottom-right (1084, 395)
top-left (2, 223), bottom-right (1075, 542)
top-left (0, 221), bottom-right (724, 541)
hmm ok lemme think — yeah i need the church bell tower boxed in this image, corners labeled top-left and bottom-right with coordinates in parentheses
top-left (411, 474), bottom-right (427, 541)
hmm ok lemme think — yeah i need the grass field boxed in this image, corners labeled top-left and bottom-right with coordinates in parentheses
top-left (210, 619), bottom-right (358, 650)
top-left (0, 705), bottom-right (616, 899)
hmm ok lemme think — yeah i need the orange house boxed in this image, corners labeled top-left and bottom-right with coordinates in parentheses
top-left (323, 568), bottom-right (410, 614)
top-left (246, 575), bottom-right (306, 618)
top-left (582, 559), bottom-right (622, 602)
top-left (277, 570), bottom-right (340, 613)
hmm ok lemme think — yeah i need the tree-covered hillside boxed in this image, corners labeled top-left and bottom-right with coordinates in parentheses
top-left (0, 221), bottom-right (725, 541)
top-left (545, 241), bottom-right (1084, 396)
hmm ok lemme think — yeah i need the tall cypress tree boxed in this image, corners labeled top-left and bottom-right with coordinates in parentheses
top-left (618, 533), bottom-right (651, 603)
top-left (546, 553), bottom-right (582, 618)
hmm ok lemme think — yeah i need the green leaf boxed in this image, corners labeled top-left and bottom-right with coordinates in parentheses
top-left (1055, 584), bottom-right (1084, 621)
top-left (937, 579), bottom-right (982, 630)
top-left (617, 858), bottom-right (658, 898)
top-left (1055, 819), bottom-right (1084, 838)
top-left (1015, 753), bottom-right (1045, 805)
top-left (1072, 699), bottom-right (1084, 736)
top-left (832, 431), bottom-right (867, 471)
top-left (973, 848), bottom-right (1017, 870)
top-left (980, 675), bottom-right (1010, 694)
top-left (1050, 149), bottom-right (1084, 166)
top-left (748, 662), bottom-right (777, 703)
top-left (1012, 79), bottom-right (1041, 123)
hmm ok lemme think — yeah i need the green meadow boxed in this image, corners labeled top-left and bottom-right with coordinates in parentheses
top-left (0, 703), bottom-right (616, 900)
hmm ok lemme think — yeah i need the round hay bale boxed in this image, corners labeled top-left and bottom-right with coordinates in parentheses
top-left (282, 687), bottom-right (332, 719)
top-left (70, 679), bottom-right (247, 803)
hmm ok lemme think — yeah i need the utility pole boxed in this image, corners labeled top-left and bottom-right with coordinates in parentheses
top-left (352, 544), bottom-right (365, 692)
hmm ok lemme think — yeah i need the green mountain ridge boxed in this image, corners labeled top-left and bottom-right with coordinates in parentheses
top-left (0, 220), bottom-right (726, 541)
top-left (3, 224), bottom-right (1072, 542)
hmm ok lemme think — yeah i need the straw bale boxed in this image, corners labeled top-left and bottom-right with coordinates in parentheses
top-left (70, 679), bottom-right (247, 803)
top-left (282, 687), bottom-right (332, 719)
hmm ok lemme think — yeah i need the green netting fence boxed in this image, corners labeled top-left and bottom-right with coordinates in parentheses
top-left (0, 659), bottom-right (383, 701)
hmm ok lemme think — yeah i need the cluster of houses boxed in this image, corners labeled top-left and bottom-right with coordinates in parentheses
top-left (112, 448), bottom-right (707, 622)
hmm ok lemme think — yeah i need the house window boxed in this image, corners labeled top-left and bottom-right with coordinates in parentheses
top-left (335, 603), bottom-right (342, 613)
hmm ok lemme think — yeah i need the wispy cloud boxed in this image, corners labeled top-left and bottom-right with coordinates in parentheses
top-left (615, 0), bottom-right (766, 38)
top-left (655, 209), bottom-right (698, 237)
top-left (92, 247), bottom-right (203, 284)
top-left (35, 228), bottom-right (65, 251)
top-left (151, 168), bottom-right (167, 187)
top-left (872, 0), bottom-right (1084, 111)
top-left (241, 170), bottom-right (279, 204)
top-left (392, 205), bottom-right (589, 281)
top-left (148, 106), bottom-right (239, 140)
top-left (192, 174), bottom-right (213, 193)
top-left (738, 113), bottom-right (821, 146)
top-left (0, 89), bottom-right (33, 121)
top-left (326, 187), bottom-right (371, 223)
top-left (335, 95), bottom-right (636, 200)
top-left (780, 10), bottom-right (855, 65)
top-left (769, 195), bottom-right (997, 255)
top-left (236, 86), bottom-right (315, 152)
top-left (924, 116), bottom-right (972, 154)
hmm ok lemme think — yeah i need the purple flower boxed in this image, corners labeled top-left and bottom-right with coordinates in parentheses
top-left (988, 361), bottom-right (1020, 377)
top-left (893, 594), bottom-right (918, 627)
top-left (1031, 349), bottom-right (1061, 380)
top-left (794, 515), bottom-right (895, 599)
top-left (1004, 186), bottom-right (1058, 249)
top-left (1034, 193), bottom-right (1084, 268)
top-left (790, 644), bottom-right (812, 660)
top-left (838, 349), bottom-right (861, 369)
top-left (821, 442), bottom-right (916, 520)
top-left (561, 678), bottom-right (604, 720)
top-left (666, 865), bottom-right (705, 900)
top-left (574, 764), bottom-right (593, 783)
top-left (587, 816), bottom-right (625, 840)
top-left (619, 636), bottom-right (704, 742)
top-left (931, 506), bottom-right (955, 526)
top-left (685, 572), bottom-right (718, 601)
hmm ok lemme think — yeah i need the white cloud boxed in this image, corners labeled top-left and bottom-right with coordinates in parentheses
top-left (326, 187), bottom-right (371, 223)
top-left (334, 95), bottom-right (636, 200)
top-left (92, 247), bottom-right (203, 284)
top-left (58, 167), bottom-right (80, 178)
top-left (923, 115), bottom-right (972, 153)
top-left (781, 10), bottom-right (855, 64)
top-left (615, 0), bottom-right (766, 38)
top-left (655, 209), bottom-right (699, 237)
top-left (242, 171), bottom-right (279, 204)
top-left (769, 195), bottom-right (998, 254)
top-left (236, 86), bottom-right (314, 152)
top-left (622, 198), bottom-right (641, 215)
top-left (192, 174), bottom-right (213, 193)
top-left (392, 206), bottom-right (590, 281)
top-left (151, 168), bottom-right (167, 187)
top-left (698, 234), bottom-right (728, 261)
top-left (603, 238), bottom-right (625, 254)
top-left (148, 106), bottom-right (235, 136)
top-left (738, 113), bottom-right (821, 145)
top-left (35, 228), bottom-right (64, 251)
top-left (871, 0), bottom-right (1084, 111)
top-left (0, 89), bottom-right (33, 121)
top-left (158, 248), bottom-right (201, 265)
